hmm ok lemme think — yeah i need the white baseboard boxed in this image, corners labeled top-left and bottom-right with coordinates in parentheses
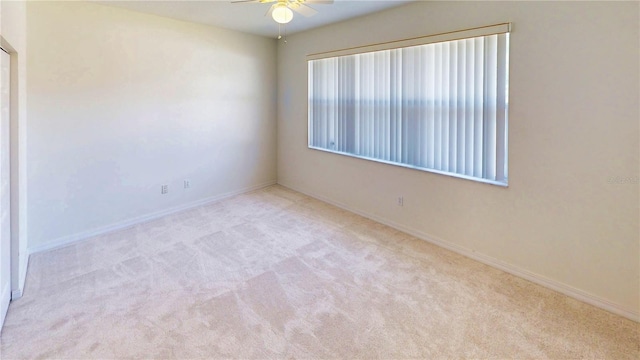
top-left (0, 281), bottom-right (9, 332)
top-left (278, 181), bottom-right (640, 323)
top-left (11, 251), bottom-right (29, 299)
top-left (11, 286), bottom-right (22, 300)
top-left (10, 289), bottom-right (21, 299)
top-left (28, 180), bottom-right (277, 256)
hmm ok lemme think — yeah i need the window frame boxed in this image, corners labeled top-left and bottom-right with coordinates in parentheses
top-left (307, 23), bottom-right (511, 187)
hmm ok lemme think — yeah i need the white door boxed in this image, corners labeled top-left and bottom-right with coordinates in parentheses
top-left (0, 48), bottom-right (11, 331)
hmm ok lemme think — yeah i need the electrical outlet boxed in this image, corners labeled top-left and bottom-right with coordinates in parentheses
top-left (161, 184), bottom-right (169, 194)
top-left (184, 180), bottom-right (191, 189)
top-left (397, 196), bottom-right (404, 206)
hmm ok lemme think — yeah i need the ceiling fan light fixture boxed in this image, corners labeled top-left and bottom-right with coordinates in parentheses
top-left (272, 4), bottom-right (293, 24)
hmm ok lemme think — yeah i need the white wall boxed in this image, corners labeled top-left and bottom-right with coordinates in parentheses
top-left (26, 1), bottom-right (277, 250)
top-left (0, 0), bottom-right (28, 297)
top-left (277, 1), bottom-right (639, 317)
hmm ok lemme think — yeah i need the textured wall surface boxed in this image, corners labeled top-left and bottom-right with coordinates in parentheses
top-left (26, 1), bottom-right (277, 249)
top-left (277, 1), bottom-right (639, 315)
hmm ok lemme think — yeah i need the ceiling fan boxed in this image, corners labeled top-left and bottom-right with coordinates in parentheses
top-left (232, 0), bottom-right (334, 24)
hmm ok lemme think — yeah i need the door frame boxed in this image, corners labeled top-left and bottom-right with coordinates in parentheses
top-left (0, 35), bottom-right (26, 303)
top-left (0, 45), bottom-right (11, 331)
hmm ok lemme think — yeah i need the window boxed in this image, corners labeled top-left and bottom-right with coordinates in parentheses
top-left (308, 24), bottom-right (510, 185)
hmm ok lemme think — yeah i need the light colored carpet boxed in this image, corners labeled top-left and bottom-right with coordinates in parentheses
top-left (0, 185), bottom-right (637, 359)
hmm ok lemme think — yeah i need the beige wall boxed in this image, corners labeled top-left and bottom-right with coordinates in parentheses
top-left (1, 0), bottom-right (28, 296)
top-left (277, 1), bottom-right (639, 316)
top-left (26, 1), bottom-right (277, 250)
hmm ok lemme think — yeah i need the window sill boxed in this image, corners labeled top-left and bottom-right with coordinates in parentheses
top-left (308, 146), bottom-right (509, 187)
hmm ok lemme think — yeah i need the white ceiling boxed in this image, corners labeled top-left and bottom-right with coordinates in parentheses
top-left (94, 0), bottom-right (414, 38)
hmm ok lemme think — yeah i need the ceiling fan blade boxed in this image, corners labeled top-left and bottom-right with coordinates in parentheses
top-left (304, 0), bottom-right (334, 4)
top-left (265, 3), bottom-right (276, 17)
top-left (232, 0), bottom-right (280, 3)
top-left (291, 3), bottom-right (318, 17)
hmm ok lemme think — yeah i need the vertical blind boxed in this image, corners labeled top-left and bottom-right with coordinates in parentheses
top-left (308, 24), bottom-right (510, 184)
